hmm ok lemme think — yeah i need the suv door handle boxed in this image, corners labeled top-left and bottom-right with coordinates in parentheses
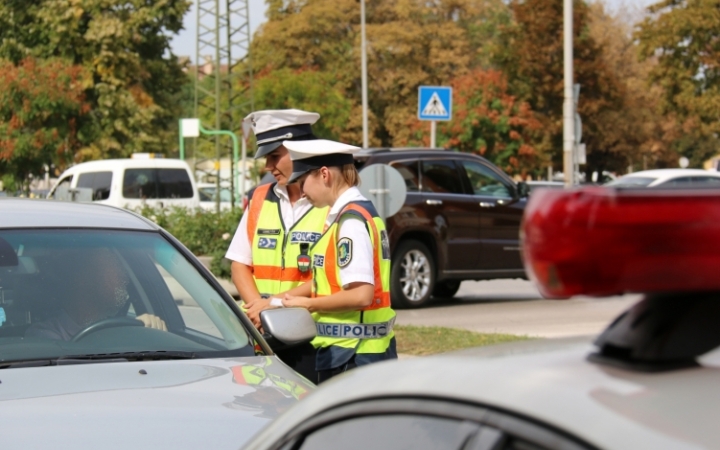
top-left (479, 202), bottom-right (496, 208)
top-left (426, 199), bottom-right (443, 206)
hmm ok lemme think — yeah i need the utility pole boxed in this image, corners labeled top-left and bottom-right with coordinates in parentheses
top-left (194, 0), bottom-right (254, 209)
top-left (563, 0), bottom-right (575, 187)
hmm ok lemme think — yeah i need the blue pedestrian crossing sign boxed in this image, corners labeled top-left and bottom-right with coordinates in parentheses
top-left (418, 86), bottom-right (452, 121)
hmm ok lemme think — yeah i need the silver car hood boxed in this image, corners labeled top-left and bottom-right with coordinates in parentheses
top-left (0, 356), bottom-right (313, 449)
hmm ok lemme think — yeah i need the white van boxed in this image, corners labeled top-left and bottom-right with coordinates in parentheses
top-left (48, 157), bottom-right (200, 210)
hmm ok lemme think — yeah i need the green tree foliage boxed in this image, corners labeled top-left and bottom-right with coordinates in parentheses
top-left (252, 0), bottom-right (510, 147)
top-left (406, 69), bottom-right (541, 175)
top-left (494, 0), bottom-right (625, 177)
top-left (252, 68), bottom-right (352, 141)
top-left (0, 0), bottom-right (191, 167)
top-left (0, 57), bottom-right (90, 191)
top-left (636, 0), bottom-right (720, 167)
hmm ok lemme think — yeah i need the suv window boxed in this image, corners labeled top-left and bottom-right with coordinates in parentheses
top-left (77, 171), bottom-right (112, 200)
top-left (123, 169), bottom-right (193, 199)
top-left (421, 160), bottom-right (465, 194)
top-left (460, 160), bottom-right (512, 198)
top-left (390, 160), bottom-right (420, 192)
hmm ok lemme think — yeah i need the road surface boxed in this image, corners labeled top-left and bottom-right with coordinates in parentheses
top-left (395, 279), bottom-right (639, 338)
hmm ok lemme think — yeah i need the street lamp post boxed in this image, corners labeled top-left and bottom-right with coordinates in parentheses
top-left (563, 0), bottom-right (575, 187)
top-left (360, 0), bottom-right (369, 148)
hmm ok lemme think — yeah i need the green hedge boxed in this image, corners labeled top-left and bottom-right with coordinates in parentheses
top-left (136, 206), bottom-right (243, 279)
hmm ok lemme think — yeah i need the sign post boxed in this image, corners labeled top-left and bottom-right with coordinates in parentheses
top-left (418, 86), bottom-right (452, 148)
top-left (179, 118), bottom-right (243, 210)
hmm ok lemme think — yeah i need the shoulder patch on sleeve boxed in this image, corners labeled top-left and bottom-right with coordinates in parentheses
top-left (337, 237), bottom-right (353, 268)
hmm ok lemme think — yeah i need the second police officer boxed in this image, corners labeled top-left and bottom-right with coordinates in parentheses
top-left (279, 136), bottom-right (398, 383)
top-left (225, 109), bottom-right (328, 381)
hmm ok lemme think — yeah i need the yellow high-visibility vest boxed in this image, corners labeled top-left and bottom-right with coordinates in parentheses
top-left (246, 183), bottom-right (328, 295)
top-left (309, 200), bottom-right (395, 356)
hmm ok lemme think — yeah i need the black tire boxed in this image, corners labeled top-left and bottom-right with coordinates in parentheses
top-left (432, 280), bottom-right (461, 299)
top-left (391, 240), bottom-right (436, 309)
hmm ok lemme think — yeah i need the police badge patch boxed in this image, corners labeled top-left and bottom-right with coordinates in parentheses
top-left (337, 237), bottom-right (353, 267)
top-left (297, 243), bottom-right (311, 273)
top-left (297, 254), bottom-right (311, 272)
top-left (257, 237), bottom-right (277, 249)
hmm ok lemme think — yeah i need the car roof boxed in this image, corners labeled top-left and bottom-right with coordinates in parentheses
top-left (59, 158), bottom-right (192, 174)
top-left (619, 169), bottom-right (720, 180)
top-left (246, 337), bottom-right (720, 450)
top-left (0, 198), bottom-right (157, 230)
top-left (356, 147), bottom-right (464, 159)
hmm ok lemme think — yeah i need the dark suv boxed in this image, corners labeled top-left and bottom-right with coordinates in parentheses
top-left (355, 148), bottom-right (529, 308)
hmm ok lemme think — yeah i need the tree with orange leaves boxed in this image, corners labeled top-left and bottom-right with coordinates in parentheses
top-left (0, 58), bottom-right (90, 193)
top-left (404, 69), bottom-right (541, 177)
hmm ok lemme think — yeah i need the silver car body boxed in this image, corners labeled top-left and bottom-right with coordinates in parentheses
top-left (607, 168), bottom-right (720, 188)
top-left (245, 337), bottom-right (720, 450)
top-left (0, 199), bottom-right (314, 449)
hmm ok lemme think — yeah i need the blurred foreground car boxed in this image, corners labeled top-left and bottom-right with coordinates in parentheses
top-left (244, 187), bottom-right (720, 450)
top-left (606, 168), bottom-right (720, 188)
top-left (0, 199), bottom-right (315, 449)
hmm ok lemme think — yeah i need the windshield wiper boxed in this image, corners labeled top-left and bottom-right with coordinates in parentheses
top-left (0, 359), bottom-right (55, 369)
top-left (56, 351), bottom-right (198, 364)
top-left (0, 351), bottom-right (199, 369)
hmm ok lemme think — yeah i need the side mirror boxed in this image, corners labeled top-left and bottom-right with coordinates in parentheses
top-left (260, 308), bottom-right (316, 348)
top-left (516, 181), bottom-right (530, 198)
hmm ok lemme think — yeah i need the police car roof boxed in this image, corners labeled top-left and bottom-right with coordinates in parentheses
top-left (0, 198), bottom-right (156, 230)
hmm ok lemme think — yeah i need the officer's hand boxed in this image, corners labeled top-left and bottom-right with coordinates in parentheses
top-left (136, 314), bottom-right (167, 331)
top-left (282, 294), bottom-right (311, 311)
top-left (247, 299), bottom-right (274, 329)
top-left (242, 296), bottom-right (264, 310)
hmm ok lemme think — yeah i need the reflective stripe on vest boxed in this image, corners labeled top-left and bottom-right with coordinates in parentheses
top-left (316, 317), bottom-right (395, 339)
top-left (247, 183), bottom-right (328, 294)
top-left (309, 200), bottom-right (395, 354)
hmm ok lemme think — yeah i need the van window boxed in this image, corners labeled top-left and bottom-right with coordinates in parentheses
top-left (49, 176), bottom-right (73, 199)
top-left (123, 169), bottom-right (193, 199)
top-left (77, 171), bottom-right (112, 200)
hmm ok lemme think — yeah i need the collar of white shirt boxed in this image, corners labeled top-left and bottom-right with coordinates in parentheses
top-left (273, 183), bottom-right (311, 207)
top-left (326, 187), bottom-right (368, 226)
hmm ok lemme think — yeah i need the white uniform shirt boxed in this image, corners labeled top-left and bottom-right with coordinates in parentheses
top-left (225, 183), bottom-right (313, 266)
top-left (327, 187), bottom-right (375, 287)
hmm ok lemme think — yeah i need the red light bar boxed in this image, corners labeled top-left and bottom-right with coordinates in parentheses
top-left (522, 188), bottom-right (720, 298)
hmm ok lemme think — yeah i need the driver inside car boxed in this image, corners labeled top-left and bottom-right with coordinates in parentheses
top-left (25, 248), bottom-right (167, 341)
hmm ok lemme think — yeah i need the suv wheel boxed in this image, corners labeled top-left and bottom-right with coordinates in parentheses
top-left (391, 240), bottom-right (435, 308)
top-left (432, 280), bottom-right (461, 298)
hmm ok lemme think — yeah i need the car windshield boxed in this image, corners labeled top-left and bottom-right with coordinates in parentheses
top-left (605, 176), bottom-right (656, 187)
top-left (0, 229), bottom-right (253, 365)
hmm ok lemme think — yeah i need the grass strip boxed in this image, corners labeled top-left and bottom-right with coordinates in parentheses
top-left (394, 325), bottom-right (530, 356)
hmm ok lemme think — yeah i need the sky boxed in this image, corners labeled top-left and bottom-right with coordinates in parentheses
top-left (170, 0), bottom-right (268, 60)
top-left (168, 0), bottom-right (658, 60)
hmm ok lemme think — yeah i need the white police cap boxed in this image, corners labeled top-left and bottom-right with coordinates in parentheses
top-left (285, 139), bottom-right (360, 183)
top-left (242, 109), bottom-right (320, 159)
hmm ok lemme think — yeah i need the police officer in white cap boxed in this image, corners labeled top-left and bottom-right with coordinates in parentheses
top-left (277, 138), bottom-right (397, 383)
top-left (225, 109), bottom-right (329, 381)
